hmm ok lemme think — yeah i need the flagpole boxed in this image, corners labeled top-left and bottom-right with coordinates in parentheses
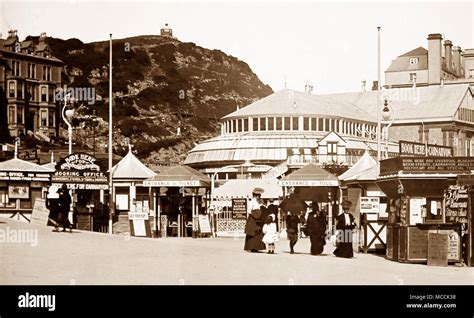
top-left (108, 34), bottom-right (114, 234)
top-left (377, 26), bottom-right (382, 161)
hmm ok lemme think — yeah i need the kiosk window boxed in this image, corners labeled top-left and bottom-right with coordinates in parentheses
top-left (423, 198), bottom-right (443, 223)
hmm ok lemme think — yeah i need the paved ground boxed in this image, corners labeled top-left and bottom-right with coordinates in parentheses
top-left (0, 219), bottom-right (472, 285)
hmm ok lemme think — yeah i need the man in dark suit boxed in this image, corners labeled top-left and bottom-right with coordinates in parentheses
top-left (333, 199), bottom-right (356, 258)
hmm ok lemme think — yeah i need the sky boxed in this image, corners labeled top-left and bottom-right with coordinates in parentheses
top-left (1, 1), bottom-right (473, 94)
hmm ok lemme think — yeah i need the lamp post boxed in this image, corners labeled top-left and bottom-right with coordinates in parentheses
top-left (61, 94), bottom-right (74, 155)
top-left (377, 26), bottom-right (382, 161)
top-left (381, 98), bottom-right (394, 159)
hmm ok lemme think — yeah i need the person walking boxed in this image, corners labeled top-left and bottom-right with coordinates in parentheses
top-left (266, 199), bottom-right (279, 230)
top-left (286, 212), bottom-right (300, 254)
top-left (307, 202), bottom-right (327, 255)
top-left (58, 184), bottom-right (72, 232)
top-left (262, 214), bottom-right (278, 254)
top-left (45, 185), bottom-right (60, 232)
top-left (333, 200), bottom-right (357, 258)
top-left (244, 188), bottom-right (266, 252)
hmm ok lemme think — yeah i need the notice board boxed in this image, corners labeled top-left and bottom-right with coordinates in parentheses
top-left (198, 214), bottom-right (212, 234)
top-left (30, 198), bottom-right (49, 226)
top-left (427, 232), bottom-right (449, 267)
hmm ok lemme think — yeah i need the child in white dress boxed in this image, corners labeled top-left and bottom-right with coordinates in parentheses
top-left (262, 214), bottom-right (278, 254)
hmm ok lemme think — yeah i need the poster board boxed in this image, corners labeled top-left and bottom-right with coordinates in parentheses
top-left (198, 214), bottom-right (211, 234)
top-left (128, 212), bottom-right (151, 237)
top-left (232, 199), bottom-right (247, 219)
top-left (429, 229), bottom-right (461, 262)
top-left (445, 185), bottom-right (468, 224)
top-left (360, 197), bottom-right (379, 214)
top-left (30, 198), bottom-right (49, 226)
top-left (427, 232), bottom-right (449, 267)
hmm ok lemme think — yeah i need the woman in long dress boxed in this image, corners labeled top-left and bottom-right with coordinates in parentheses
top-left (307, 202), bottom-right (326, 255)
top-left (244, 188), bottom-right (266, 252)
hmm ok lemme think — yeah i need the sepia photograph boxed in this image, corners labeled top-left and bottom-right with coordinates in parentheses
top-left (0, 0), bottom-right (473, 315)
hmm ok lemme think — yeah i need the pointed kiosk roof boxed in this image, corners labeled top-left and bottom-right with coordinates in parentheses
top-left (143, 165), bottom-right (211, 188)
top-left (344, 163), bottom-right (380, 182)
top-left (338, 151), bottom-right (377, 181)
top-left (278, 164), bottom-right (339, 187)
top-left (112, 149), bottom-right (156, 180)
top-left (0, 157), bottom-right (54, 173)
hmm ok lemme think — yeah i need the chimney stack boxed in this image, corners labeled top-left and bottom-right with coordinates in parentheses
top-left (361, 80), bottom-right (366, 92)
top-left (452, 46), bottom-right (463, 77)
top-left (39, 32), bottom-right (47, 43)
top-left (372, 80), bottom-right (378, 91)
top-left (427, 33), bottom-right (443, 85)
top-left (444, 40), bottom-right (453, 73)
top-left (463, 48), bottom-right (474, 79)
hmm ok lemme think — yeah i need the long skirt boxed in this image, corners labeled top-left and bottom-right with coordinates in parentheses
top-left (310, 235), bottom-right (325, 255)
top-left (244, 232), bottom-right (266, 251)
top-left (333, 242), bottom-right (354, 258)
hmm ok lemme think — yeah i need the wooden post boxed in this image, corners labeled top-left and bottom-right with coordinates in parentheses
top-left (157, 194), bottom-right (161, 237)
top-left (192, 194), bottom-right (196, 238)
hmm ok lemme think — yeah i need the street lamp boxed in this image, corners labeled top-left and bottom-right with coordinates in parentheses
top-left (61, 94), bottom-right (74, 155)
top-left (381, 98), bottom-right (395, 159)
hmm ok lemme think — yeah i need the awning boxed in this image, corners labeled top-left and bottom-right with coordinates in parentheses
top-left (214, 178), bottom-right (282, 199)
top-left (144, 165), bottom-right (211, 188)
top-left (278, 164), bottom-right (339, 187)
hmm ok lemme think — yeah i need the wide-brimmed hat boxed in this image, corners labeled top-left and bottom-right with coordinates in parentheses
top-left (341, 199), bottom-right (352, 208)
top-left (48, 185), bottom-right (58, 194)
top-left (252, 187), bottom-right (264, 195)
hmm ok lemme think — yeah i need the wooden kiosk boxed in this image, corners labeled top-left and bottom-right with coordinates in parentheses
top-left (377, 157), bottom-right (472, 265)
top-left (0, 154), bottom-right (54, 222)
top-left (144, 165), bottom-right (211, 238)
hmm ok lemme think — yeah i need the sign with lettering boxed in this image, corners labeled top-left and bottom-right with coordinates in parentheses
top-left (381, 157), bottom-right (474, 175)
top-left (444, 185), bottom-right (469, 224)
top-left (0, 171), bottom-right (51, 182)
top-left (427, 232), bottom-right (449, 267)
top-left (198, 214), bottom-right (212, 234)
top-left (278, 180), bottom-right (339, 187)
top-left (428, 229), bottom-right (461, 262)
top-left (143, 180), bottom-right (201, 187)
top-left (399, 140), bottom-right (452, 157)
top-left (30, 198), bottom-right (49, 226)
top-left (52, 153), bottom-right (108, 190)
top-left (232, 198), bottom-right (247, 219)
top-left (360, 197), bottom-right (380, 214)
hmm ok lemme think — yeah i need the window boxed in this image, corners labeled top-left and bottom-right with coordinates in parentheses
top-left (28, 84), bottom-right (36, 101)
top-left (48, 87), bottom-right (55, 103)
top-left (12, 61), bottom-right (20, 76)
top-left (28, 63), bottom-right (36, 79)
top-left (43, 66), bottom-right (47, 80)
top-left (268, 117), bottom-right (274, 130)
top-left (8, 81), bottom-right (15, 98)
top-left (41, 86), bottom-right (47, 102)
top-left (409, 72), bottom-right (417, 82)
top-left (303, 117), bottom-right (310, 131)
top-left (8, 106), bottom-right (15, 124)
top-left (40, 110), bottom-right (47, 127)
top-left (49, 110), bottom-right (55, 128)
top-left (284, 117), bottom-right (291, 130)
top-left (292, 117), bottom-right (298, 131)
top-left (409, 57), bottom-right (419, 65)
top-left (17, 106), bottom-right (23, 124)
top-left (17, 82), bottom-right (23, 100)
top-left (469, 69), bottom-right (474, 79)
top-left (276, 117), bottom-right (282, 130)
top-left (324, 118), bottom-right (330, 132)
top-left (259, 117), bottom-right (266, 131)
top-left (327, 142), bottom-right (338, 162)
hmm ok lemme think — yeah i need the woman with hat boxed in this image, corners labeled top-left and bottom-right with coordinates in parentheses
top-left (243, 187), bottom-right (266, 252)
top-left (333, 199), bottom-right (357, 258)
top-left (306, 201), bottom-right (327, 255)
top-left (46, 185), bottom-right (60, 232)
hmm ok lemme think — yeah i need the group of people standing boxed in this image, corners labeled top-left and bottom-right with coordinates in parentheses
top-left (243, 188), bottom-right (356, 259)
top-left (45, 184), bottom-right (72, 232)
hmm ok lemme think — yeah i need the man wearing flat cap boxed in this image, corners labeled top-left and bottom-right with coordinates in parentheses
top-left (244, 188), bottom-right (266, 252)
top-left (333, 199), bottom-right (357, 258)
